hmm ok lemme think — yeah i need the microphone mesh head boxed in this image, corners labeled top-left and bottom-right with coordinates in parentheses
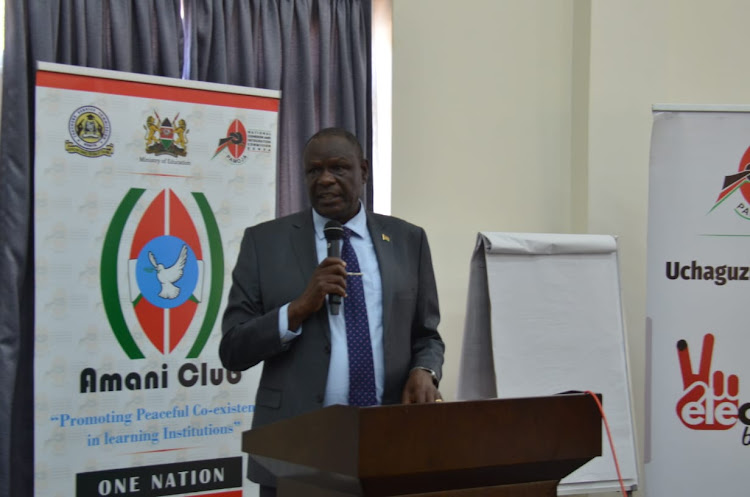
top-left (323, 220), bottom-right (344, 241)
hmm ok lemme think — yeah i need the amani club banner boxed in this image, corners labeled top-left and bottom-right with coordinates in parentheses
top-left (33, 62), bottom-right (279, 497)
top-left (646, 106), bottom-right (750, 497)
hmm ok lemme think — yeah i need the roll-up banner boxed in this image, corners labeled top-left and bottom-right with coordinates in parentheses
top-left (33, 62), bottom-right (279, 497)
top-left (646, 105), bottom-right (750, 496)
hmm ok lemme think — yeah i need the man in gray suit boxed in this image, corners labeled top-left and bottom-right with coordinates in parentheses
top-left (220, 128), bottom-right (445, 494)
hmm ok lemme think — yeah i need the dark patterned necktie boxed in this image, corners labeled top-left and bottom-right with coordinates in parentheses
top-left (342, 228), bottom-right (377, 406)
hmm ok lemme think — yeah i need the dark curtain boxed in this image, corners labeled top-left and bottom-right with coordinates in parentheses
top-left (0, 2), bottom-right (183, 496)
top-left (183, 0), bottom-right (373, 216)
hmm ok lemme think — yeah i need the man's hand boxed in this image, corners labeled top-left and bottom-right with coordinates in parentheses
top-left (287, 257), bottom-right (347, 330)
top-left (401, 368), bottom-right (442, 404)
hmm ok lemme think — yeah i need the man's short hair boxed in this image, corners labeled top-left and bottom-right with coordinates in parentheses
top-left (305, 127), bottom-right (364, 160)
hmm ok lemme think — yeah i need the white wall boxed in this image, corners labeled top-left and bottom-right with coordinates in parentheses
top-left (392, 0), bottom-right (575, 403)
top-left (391, 0), bottom-right (750, 496)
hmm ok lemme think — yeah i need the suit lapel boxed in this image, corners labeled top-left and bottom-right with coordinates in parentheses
top-left (289, 210), bottom-right (318, 279)
top-left (367, 213), bottom-right (395, 344)
top-left (290, 210), bottom-right (331, 342)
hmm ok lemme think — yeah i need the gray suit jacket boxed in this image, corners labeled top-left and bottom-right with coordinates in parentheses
top-left (219, 209), bottom-right (444, 484)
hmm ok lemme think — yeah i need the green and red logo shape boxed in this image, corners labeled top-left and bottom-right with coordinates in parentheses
top-left (711, 145), bottom-right (750, 217)
top-left (101, 188), bottom-right (223, 359)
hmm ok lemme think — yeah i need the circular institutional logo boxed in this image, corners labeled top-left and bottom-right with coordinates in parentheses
top-left (136, 235), bottom-right (199, 309)
top-left (68, 105), bottom-right (112, 151)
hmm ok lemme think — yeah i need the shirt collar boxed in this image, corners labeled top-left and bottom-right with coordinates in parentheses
top-left (313, 201), bottom-right (368, 240)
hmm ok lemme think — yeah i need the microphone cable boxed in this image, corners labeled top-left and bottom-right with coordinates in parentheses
top-left (585, 390), bottom-right (629, 496)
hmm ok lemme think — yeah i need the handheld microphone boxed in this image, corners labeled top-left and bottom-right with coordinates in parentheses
top-left (323, 220), bottom-right (345, 315)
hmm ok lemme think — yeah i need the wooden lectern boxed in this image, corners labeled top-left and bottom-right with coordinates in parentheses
top-left (242, 394), bottom-right (601, 497)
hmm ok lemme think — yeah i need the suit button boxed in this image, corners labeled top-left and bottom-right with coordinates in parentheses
top-left (316, 394), bottom-right (324, 403)
top-left (324, 344), bottom-right (331, 354)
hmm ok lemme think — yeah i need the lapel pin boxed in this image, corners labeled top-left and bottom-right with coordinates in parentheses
top-left (382, 234), bottom-right (390, 242)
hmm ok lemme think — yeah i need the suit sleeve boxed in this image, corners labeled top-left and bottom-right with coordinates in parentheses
top-left (219, 227), bottom-right (289, 371)
top-left (410, 227), bottom-right (445, 382)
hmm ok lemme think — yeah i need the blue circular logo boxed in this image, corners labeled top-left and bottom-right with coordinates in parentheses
top-left (136, 236), bottom-right (199, 309)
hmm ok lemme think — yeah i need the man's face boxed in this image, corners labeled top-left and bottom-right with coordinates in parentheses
top-left (304, 135), bottom-right (368, 223)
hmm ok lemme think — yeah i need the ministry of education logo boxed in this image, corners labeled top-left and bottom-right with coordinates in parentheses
top-left (144, 111), bottom-right (189, 157)
top-left (64, 105), bottom-right (115, 157)
top-left (101, 188), bottom-right (223, 359)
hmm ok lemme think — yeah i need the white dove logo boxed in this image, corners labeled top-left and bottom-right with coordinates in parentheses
top-left (148, 245), bottom-right (188, 299)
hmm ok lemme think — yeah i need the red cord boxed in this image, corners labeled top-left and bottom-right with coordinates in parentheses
top-left (585, 390), bottom-right (628, 495)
